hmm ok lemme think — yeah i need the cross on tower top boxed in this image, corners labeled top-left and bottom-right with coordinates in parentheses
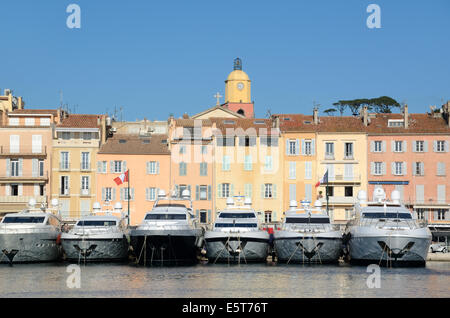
top-left (214, 92), bottom-right (222, 106)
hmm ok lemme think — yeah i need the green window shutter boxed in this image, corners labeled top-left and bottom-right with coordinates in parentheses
top-left (196, 185), bottom-right (200, 200)
top-left (208, 210), bottom-right (211, 223)
top-left (217, 184), bottom-right (222, 198)
top-left (208, 185), bottom-right (212, 201)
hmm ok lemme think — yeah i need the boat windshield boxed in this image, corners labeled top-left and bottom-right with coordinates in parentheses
top-left (145, 214), bottom-right (186, 220)
top-left (77, 220), bottom-right (117, 226)
top-left (215, 223), bottom-right (257, 228)
top-left (2, 216), bottom-right (46, 224)
top-left (219, 213), bottom-right (256, 218)
top-left (285, 217), bottom-right (330, 224)
top-left (362, 212), bottom-right (412, 219)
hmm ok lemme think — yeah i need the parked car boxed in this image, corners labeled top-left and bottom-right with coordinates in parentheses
top-left (429, 243), bottom-right (448, 253)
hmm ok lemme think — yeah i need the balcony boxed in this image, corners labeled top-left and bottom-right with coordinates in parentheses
top-left (326, 174), bottom-right (361, 184)
top-left (0, 195), bottom-right (47, 204)
top-left (0, 171), bottom-right (48, 183)
top-left (320, 196), bottom-right (356, 205)
top-left (0, 145), bottom-right (47, 158)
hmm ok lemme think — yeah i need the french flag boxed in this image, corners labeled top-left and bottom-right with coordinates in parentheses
top-left (315, 170), bottom-right (328, 188)
top-left (114, 170), bottom-right (129, 185)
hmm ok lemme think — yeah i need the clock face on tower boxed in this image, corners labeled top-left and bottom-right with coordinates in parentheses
top-left (237, 82), bottom-right (244, 91)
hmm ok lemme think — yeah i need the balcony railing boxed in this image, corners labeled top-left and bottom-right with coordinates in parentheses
top-left (0, 145), bottom-right (47, 157)
top-left (0, 195), bottom-right (47, 204)
top-left (0, 171), bottom-right (48, 182)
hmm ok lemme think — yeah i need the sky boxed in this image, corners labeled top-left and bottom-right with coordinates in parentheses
top-left (0, 0), bottom-right (449, 120)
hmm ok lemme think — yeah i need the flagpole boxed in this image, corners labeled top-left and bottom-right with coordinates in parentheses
top-left (326, 182), bottom-right (329, 216)
top-left (127, 169), bottom-right (130, 226)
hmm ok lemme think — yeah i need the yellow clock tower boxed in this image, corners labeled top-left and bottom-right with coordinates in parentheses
top-left (225, 58), bottom-right (251, 104)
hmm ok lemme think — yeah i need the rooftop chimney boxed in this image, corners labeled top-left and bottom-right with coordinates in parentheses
top-left (403, 104), bottom-right (409, 128)
top-left (362, 105), bottom-right (369, 126)
top-left (313, 107), bottom-right (319, 125)
top-left (272, 115), bottom-right (280, 128)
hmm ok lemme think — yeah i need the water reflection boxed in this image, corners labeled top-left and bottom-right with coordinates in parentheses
top-left (0, 262), bottom-right (449, 298)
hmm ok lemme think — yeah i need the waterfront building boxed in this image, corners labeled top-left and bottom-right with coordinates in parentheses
top-left (209, 117), bottom-right (283, 225)
top-left (314, 113), bottom-right (368, 227)
top-left (50, 113), bottom-right (108, 221)
top-left (167, 117), bottom-right (214, 226)
top-left (275, 112), bottom-right (318, 213)
top-left (0, 108), bottom-right (59, 216)
top-left (365, 103), bottom-right (450, 241)
top-left (95, 133), bottom-right (171, 226)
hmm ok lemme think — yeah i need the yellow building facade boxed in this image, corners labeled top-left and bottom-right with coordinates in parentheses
top-left (50, 114), bottom-right (107, 221)
top-left (315, 117), bottom-right (368, 225)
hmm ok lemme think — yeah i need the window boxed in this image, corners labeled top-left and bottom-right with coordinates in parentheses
top-left (344, 143), bottom-right (353, 159)
top-left (374, 141), bottom-right (382, 152)
top-left (10, 159), bottom-right (19, 177)
top-left (83, 132), bottom-right (92, 141)
top-left (81, 176), bottom-right (89, 195)
top-left (25, 118), bottom-right (35, 126)
top-left (113, 161), bottom-right (122, 173)
top-left (289, 140), bottom-right (297, 155)
top-left (105, 187), bottom-right (112, 201)
top-left (9, 135), bottom-right (20, 153)
top-left (437, 209), bottom-right (447, 220)
top-left (388, 120), bottom-right (404, 127)
top-left (395, 162), bottom-right (403, 175)
top-left (98, 161), bottom-right (107, 173)
top-left (147, 161), bottom-right (159, 174)
top-left (10, 184), bottom-right (19, 196)
top-left (32, 135), bottom-right (42, 153)
top-left (414, 162), bottom-right (424, 176)
top-left (61, 132), bottom-right (71, 140)
top-left (221, 183), bottom-right (230, 198)
top-left (60, 152), bottom-right (69, 170)
top-left (81, 152), bottom-right (90, 170)
top-left (261, 136), bottom-right (278, 147)
top-left (38, 159), bottom-right (44, 177)
top-left (60, 176), bottom-right (69, 195)
top-left (39, 184), bottom-right (45, 196)
top-left (264, 156), bottom-right (273, 171)
top-left (416, 209), bottom-right (425, 220)
top-left (146, 187), bottom-right (157, 201)
top-left (264, 211), bottom-right (272, 223)
top-left (200, 210), bottom-right (207, 223)
top-left (201, 145), bottom-right (207, 154)
top-left (222, 156), bottom-right (231, 171)
top-left (394, 141), bottom-right (403, 152)
top-left (121, 188), bottom-right (134, 201)
top-left (288, 162), bottom-right (296, 179)
top-left (416, 141), bottom-right (424, 152)
top-left (179, 162), bottom-right (187, 176)
top-left (264, 184), bottom-right (273, 198)
top-left (374, 162), bottom-right (382, 175)
top-left (437, 162), bottom-right (446, 176)
top-left (304, 140), bottom-right (312, 155)
top-left (217, 137), bottom-right (235, 147)
top-left (9, 118), bottom-right (19, 126)
top-left (436, 141), bottom-right (445, 152)
top-left (199, 185), bottom-right (208, 200)
top-left (325, 142), bottom-right (334, 158)
top-left (326, 186), bottom-right (334, 197)
top-left (200, 162), bottom-right (208, 176)
top-left (244, 155), bottom-right (252, 171)
top-left (40, 118), bottom-right (50, 126)
top-left (240, 136), bottom-right (255, 147)
top-left (179, 145), bottom-right (186, 154)
top-left (345, 186), bottom-right (353, 197)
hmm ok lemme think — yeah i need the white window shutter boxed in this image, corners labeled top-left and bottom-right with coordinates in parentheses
top-left (420, 162), bottom-right (424, 175)
top-left (382, 141), bottom-right (386, 152)
top-left (261, 184), bottom-right (265, 198)
top-left (370, 141), bottom-right (374, 152)
top-left (32, 159), bottom-right (38, 177)
top-left (285, 139), bottom-right (290, 156)
top-left (391, 141), bottom-right (395, 152)
top-left (217, 184), bottom-right (222, 198)
top-left (273, 184), bottom-right (277, 198)
top-left (412, 141), bottom-right (417, 153)
top-left (403, 141), bottom-right (407, 152)
top-left (433, 141), bottom-right (437, 152)
top-left (382, 162), bottom-right (386, 175)
top-left (18, 158), bottom-right (23, 176)
top-left (102, 188), bottom-right (105, 201)
top-left (122, 161), bottom-right (127, 173)
top-left (5, 184), bottom-right (10, 196)
top-left (110, 161), bottom-right (114, 173)
top-left (156, 161), bottom-right (160, 174)
top-left (424, 141), bottom-right (428, 152)
top-left (370, 162), bottom-right (375, 175)
top-left (18, 184), bottom-right (23, 196)
top-left (403, 162), bottom-right (407, 175)
top-left (391, 162), bottom-right (395, 175)
top-left (112, 188), bottom-right (116, 201)
top-left (6, 159), bottom-right (10, 177)
top-left (412, 162), bottom-right (416, 176)
top-left (295, 139), bottom-right (300, 155)
top-left (445, 141), bottom-right (449, 153)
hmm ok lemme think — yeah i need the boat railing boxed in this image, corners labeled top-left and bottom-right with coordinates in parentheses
top-left (359, 217), bottom-right (419, 230)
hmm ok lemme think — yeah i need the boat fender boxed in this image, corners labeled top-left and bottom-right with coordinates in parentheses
top-left (56, 233), bottom-right (62, 245)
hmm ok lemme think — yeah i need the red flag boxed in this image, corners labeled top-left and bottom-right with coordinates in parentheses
top-left (114, 170), bottom-right (128, 185)
top-left (315, 170), bottom-right (328, 188)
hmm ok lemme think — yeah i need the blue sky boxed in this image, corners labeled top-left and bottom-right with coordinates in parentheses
top-left (0, 0), bottom-right (449, 120)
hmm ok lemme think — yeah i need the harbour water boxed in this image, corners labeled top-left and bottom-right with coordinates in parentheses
top-left (1, 261), bottom-right (449, 298)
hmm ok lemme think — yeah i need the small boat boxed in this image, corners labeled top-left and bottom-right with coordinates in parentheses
top-left (130, 189), bottom-right (203, 266)
top-left (274, 200), bottom-right (343, 264)
top-left (344, 188), bottom-right (432, 267)
top-left (0, 198), bottom-right (62, 264)
top-left (61, 202), bottom-right (129, 263)
top-left (205, 197), bottom-right (269, 263)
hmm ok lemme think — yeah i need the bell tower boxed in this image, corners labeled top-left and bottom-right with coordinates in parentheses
top-left (225, 58), bottom-right (251, 104)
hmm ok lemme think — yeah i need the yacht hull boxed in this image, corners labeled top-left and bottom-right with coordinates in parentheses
top-left (0, 232), bottom-right (60, 263)
top-left (61, 234), bottom-right (129, 262)
top-left (130, 229), bottom-right (202, 266)
top-left (205, 231), bottom-right (269, 263)
top-left (274, 230), bottom-right (343, 264)
top-left (347, 228), bottom-right (431, 267)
